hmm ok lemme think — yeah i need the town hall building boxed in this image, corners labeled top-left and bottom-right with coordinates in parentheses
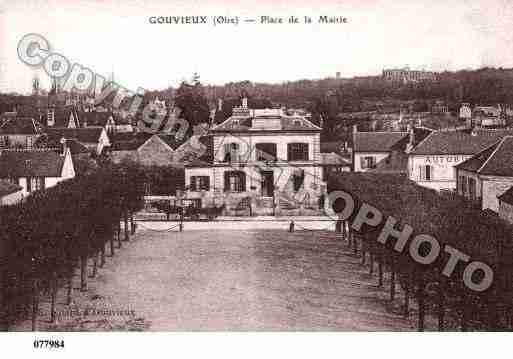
top-left (184, 100), bottom-right (326, 215)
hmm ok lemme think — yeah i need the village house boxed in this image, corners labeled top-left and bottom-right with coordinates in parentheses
top-left (0, 147), bottom-right (75, 196)
top-left (0, 179), bottom-right (23, 206)
top-left (408, 128), bottom-right (513, 191)
top-left (110, 133), bottom-right (182, 166)
top-left (184, 100), bottom-right (325, 215)
top-left (455, 136), bottom-right (513, 212)
top-left (352, 131), bottom-right (408, 172)
top-left (44, 127), bottom-right (111, 155)
top-left (498, 187), bottom-right (513, 224)
top-left (320, 152), bottom-right (351, 181)
top-left (0, 117), bottom-right (43, 149)
top-left (472, 105), bottom-right (505, 128)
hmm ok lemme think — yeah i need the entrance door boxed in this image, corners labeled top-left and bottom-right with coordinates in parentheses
top-left (261, 171), bottom-right (274, 197)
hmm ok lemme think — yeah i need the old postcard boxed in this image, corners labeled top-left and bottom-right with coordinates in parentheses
top-left (0, 0), bottom-right (512, 357)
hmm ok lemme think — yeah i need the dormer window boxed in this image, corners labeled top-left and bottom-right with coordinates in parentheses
top-left (293, 119), bottom-right (301, 127)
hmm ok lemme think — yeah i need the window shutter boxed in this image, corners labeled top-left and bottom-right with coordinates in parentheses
top-left (360, 157), bottom-right (366, 169)
top-left (190, 176), bottom-right (197, 191)
top-left (240, 172), bottom-right (246, 192)
top-left (224, 172), bottom-right (229, 192)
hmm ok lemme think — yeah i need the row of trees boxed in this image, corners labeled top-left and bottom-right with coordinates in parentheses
top-left (328, 173), bottom-right (513, 331)
top-left (0, 162), bottom-right (146, 330)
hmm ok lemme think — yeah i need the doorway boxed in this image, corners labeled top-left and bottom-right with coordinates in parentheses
top-left (261, 171), bottom-right (274, 197)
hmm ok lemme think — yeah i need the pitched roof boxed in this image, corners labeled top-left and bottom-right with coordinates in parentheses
top-left (45, 127), bottom-right (104, 144)
top-left (320, 152), bottom-right (351, 166)
top-left (78, 111), bottom-right (113, 127)
top-left (0, 180), bottom-right (22, 197)
top-left (410, 129), bottom-right (513, 155)
top-left (211, 109), bottom-right (321, 133)
top-left (353, 132), bottom-right (408, 153)
top-left (498, 186), bottom-right (513, 205)
top-left (0, 150), bottom-right (65, 177)
top-left (456, 136), bottom-right (513, 176)
top-left (110, 133), bottom-right (184, 151)
top-left (0, 117), bottom-right (43, 135)
top-left (183, 135), bottom-right (214, 166)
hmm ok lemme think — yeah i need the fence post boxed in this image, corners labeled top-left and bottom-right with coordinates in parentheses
top-left (289, 221), bottom-right (295, 233)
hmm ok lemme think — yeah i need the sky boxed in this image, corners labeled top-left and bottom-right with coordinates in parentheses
top-left (1, 0), bottom-right (513, 94)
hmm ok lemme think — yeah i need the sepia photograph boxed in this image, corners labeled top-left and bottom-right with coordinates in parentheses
top-left (0, 0), bottom-right (512, 356)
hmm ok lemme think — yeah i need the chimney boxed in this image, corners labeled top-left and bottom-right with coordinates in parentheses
top-left (352, 124), bottom-right (358, 133)
top-left (242, 97), bottom-right (248, 109)
top-left (60, 137), bottom-right (67, 156)
top-left (406, 123), bottom-right (415, 153)
top-left (218, 98), bottom-right (223, 111)
top-left (47, 107), bottom-right (55, 127)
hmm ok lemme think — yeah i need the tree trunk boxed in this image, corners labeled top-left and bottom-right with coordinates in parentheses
top-left (110, 234), bottom-right (115, 256)
top-left (117, 222), bottom-right (122, 248)
top-left (66, 270), bottom-right (73, 305)
top-left (31, 277), bottom-right (39, 331)
top-left (461, 297), bottom-right (469, 332)
top-left (100, 244), bottom-right (106, 268)
top-left (369, 252), bottom-right (374, 275)
top-left (438, 281), bottom-right (445, 331)
top-left (353, 234), bottom-right (358, 255)
top-left (404, 284), bottom-right (410, 317)
top-left (390, 260), bottom-right (396, 301)
top-left (130, 213), bottom-right (135, 234)
top-left (91, 252), bottom-right (98, 278)
top-left (418, 284), bottom-right (425, 332)
top-left (124, 211), bottom-right (129, 241)
top-left (378, 254), bottom-right (383, 287)
top-left (50, 272), bottom-right (57, 323)
top-left (80, 255), bottom-right (88, 292)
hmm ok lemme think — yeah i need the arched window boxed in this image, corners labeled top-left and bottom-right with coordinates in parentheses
top-left (224, 171), bottom-right (246, 192)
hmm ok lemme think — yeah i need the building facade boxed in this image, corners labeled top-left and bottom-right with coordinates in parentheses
top-left (456, 136), bottom-right (513, 212)
top-left (0, 148), bottom-right (76, 196)
top-left (408, 129), bottom-right (513, 191)
top-left (184, 104), bottom-right (325, 215)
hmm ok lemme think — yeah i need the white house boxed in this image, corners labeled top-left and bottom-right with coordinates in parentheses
top-left (0, 117), bottom-right (44, 149)
top-left (0, 148), bottom-right (76, 196)
top-left (45, 127), bottom-right (111, 155)
top-left (408, 128), bottom-right (513, 191)
top-left (0, 179), bottom-right (23, 205)
top-left (352, 131), bottom-right (408, 172)
top-left (184, 101), bottom-right (325, 215)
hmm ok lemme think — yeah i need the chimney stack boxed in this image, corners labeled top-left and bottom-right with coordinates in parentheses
top-left (218, 98), bottom-right (223, 111)
top-left (60, 137), bottom-right (67, 156)
top-left (406, 123), bottom-right (415, 153)
top-left (242, 97), bottom-right (248, 109)
top-left (47, 106), bottom-right (55, 127)
top-left (352, 124), bottom-right (358, 133)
